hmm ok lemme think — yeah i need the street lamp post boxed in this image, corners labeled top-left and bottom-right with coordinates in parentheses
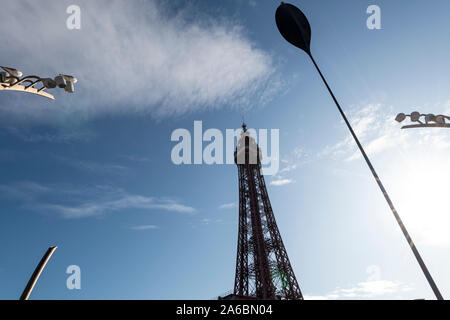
top-left (20, 246), bottom-right (57, 300)
top-left (0, 66), bottom-right (77, 100)
top-left (275, 2), bottom-right (444, 300)
top-left (396, 111), bottom-right (450, 129)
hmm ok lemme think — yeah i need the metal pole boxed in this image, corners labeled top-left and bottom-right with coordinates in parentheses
top-left (308, 53), bottom-right (444, 300)
top-left (20, 246), bottom-right (57, 300)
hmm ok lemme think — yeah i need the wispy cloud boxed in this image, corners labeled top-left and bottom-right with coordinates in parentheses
top-left (0, 182), bottom-right (196, 219)
top-left (0, 181), bottom-right (52, 201)
top-left (270, 178), bottom-right (294, 186)
top-left (304, 280), bottom-right (413, 300)
top-left (318, 103), bottom-right (450, 161)
top-left (0, 0), bottom-right (278, 125)
top-left (270, 147), bottom-right (310, 187)
top-left (1, 126), bottom-right (94, 143)
top-left (117, 154), bottom-right (151, 163)
top-left (130, 225), bottom-right (158, 231)
top-left (53, 155), bottom-right (129, 174)
top-left (36, 195), bottom-right (196, 219)
top-left (219, 202), bottom-right (237, 210)
top-left (304, 266), bottom-right (413, 300)
top-left (278, 164), bottom-right (297, 175)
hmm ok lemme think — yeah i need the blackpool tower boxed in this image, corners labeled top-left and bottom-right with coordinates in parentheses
top-left (230, 123), bottom-right (303, 300)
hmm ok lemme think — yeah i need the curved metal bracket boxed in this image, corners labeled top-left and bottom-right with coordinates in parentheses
top-left (0, 82), bottom-right (55, 100)
top-left (1, 75), bottom-right (54, 100)
top-left (1, 66), bottom-right (76, 100)
top-left (397, 112), bottom-right (450, 130)
top-left (401, 123), bottom-right (450, 129)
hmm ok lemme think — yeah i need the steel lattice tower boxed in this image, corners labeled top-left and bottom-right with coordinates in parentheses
top-left (232, 123), bottom-right (303, 300)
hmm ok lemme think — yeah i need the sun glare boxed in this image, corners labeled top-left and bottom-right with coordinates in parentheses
top-left (388, 149), bottom-right (450, 247)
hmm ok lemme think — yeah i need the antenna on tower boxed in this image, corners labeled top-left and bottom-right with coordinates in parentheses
top-left (240, 114), bottom-right (247, 132)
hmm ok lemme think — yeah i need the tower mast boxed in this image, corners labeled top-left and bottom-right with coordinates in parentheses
top-left (232, 123), bottom-right (303, 300)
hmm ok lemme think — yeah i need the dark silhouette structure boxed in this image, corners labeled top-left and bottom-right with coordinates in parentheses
top-left (230, 123), bottom-right (302, 300)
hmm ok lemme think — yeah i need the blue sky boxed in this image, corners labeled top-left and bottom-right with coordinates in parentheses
top-left (0, 0), bottom-right (449, 300)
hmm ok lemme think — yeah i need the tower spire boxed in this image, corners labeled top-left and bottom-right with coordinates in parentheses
top-left (240, 114), bottom-right (247, 132)
top-left (231, 122), bottom-right (303, 300)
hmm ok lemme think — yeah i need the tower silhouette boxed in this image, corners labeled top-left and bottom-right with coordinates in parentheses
top-left (232, 123), bottom-right (303, 300)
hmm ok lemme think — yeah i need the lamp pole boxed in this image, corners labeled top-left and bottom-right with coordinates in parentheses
top-left (20, 246), bottom-right (57, 300)
top-left (275, 2), bottom-right (443, 300)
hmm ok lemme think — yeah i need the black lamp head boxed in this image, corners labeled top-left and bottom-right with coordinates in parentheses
top-left (275, 2), bottom-right (312, 54)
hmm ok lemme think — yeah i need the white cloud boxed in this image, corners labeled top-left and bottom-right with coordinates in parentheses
top-left (304, 280), bottom-right (412, 300)
top-left (273, 146), bottom-right (310, 184)
top-left (319, 103), bottom-right (450, 162)
top-left (1, 126), bottom-right (94, 143)
top-left (270, 178), bottom-right (294, 186)
top-left (0, 181), bottom-right (52, 201)
top-left (304, 265), bottom-right (413, 300)
top-left (53, 155), bottom-right (129, 174)
top-left (38, 195), bottom-right (196, 219)
top-left (0, 181), bottom-right (196, 219)
top-left (201, 218), bottom-right (211, 225)
top-left (219, 202), bottom-right (237, 210)
top-left (117, 154), bottom-right (151, 163)
top-left (0, 0), bottom-right (278, 124)
top-left (130, 225), bottom-right (158, 231)
top-left (278, 164), bottom-right (297, 175)
top-left (303, 294), bottom-right (339, 300)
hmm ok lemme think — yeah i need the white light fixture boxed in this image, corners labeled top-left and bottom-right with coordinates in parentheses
top-left (1, 66), bottom-right (23, 78)
top-left (61, 74), bottom-right (78, 84)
